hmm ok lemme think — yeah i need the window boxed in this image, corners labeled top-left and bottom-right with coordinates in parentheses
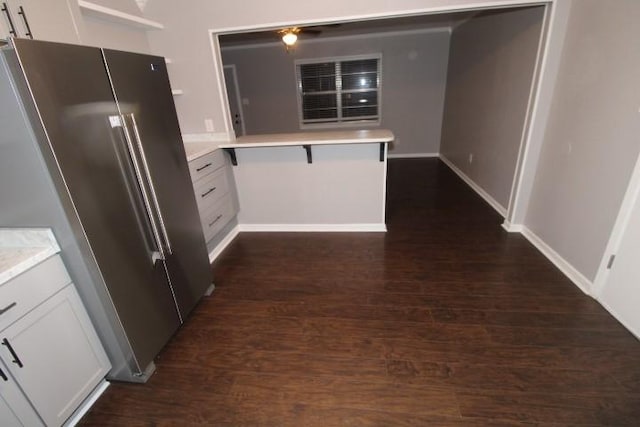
top-left (296, 54), bottom-right (381, 127)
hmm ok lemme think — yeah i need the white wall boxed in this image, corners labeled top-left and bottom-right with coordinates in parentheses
top-left (143, 0), bottom-right (549, 135)
top-left (440, 6), bottom-right (544, 210)
top-left (221, 30), bottom-right (450, 156)
top-left (525, 0), bottom-right (640, 281)
top-left (82, 17), bottom-right (152, 53)
top-left (78, 0), bottom-right (152, 54)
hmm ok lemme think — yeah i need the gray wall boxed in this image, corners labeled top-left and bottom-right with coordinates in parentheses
top-left (79, 0), bottom-right (152, 54)
top-left (439, 6), bottom-right (544, 210)
top-left (221, 30), bottom-right (450, 156)
top-left (82, 17), bottom-right (152, 54)
top-left (525, 0), bottom-right (640, 281)
top-left (143, 0), bottom-right (541, 135)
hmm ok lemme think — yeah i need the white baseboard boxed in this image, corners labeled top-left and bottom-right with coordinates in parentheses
top-left (208, 225), bottom-right (240, 263)
top-left (182, 132), bottom-right (232, 143)
top-left (521, 226), bottom-right (592, 295)
top-left (64, 380), bottom-right (109, 426)
top-left (439, 154), bottom-right (507, 218)
top-left (387, 152), bottom-right (439, 159)
top-left (238, 223), bottom-right (387, 232)
top-left (501, 220), bottom-right (524, 233)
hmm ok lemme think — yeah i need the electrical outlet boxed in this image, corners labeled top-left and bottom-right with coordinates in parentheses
top-left (204, 119), bottom-right (214, 132)
top-left (469, 153), bottom-right (473, 163)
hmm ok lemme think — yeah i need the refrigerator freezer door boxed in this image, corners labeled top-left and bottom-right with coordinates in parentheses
top-left (11, 39), bottom-right (181, 372)
top-left (102, 49), bottom-right (212, 318)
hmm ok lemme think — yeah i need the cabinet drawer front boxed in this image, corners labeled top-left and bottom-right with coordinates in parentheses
top-left (0, 255), bottom-right (70, 332)
top-left (201, 195), bottom-right (234, 242)
top-left (193, 166), bottom-right (229, 213)
top-left (188, 149), bottom-right (225, 182)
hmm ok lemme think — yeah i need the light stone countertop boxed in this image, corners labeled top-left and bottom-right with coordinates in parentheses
top-left (183, 141), bottom-right (220, 162)
top-left (218, 129), bottom-right (395, 149)
top-left (0, 228), bottom-right (60, 286)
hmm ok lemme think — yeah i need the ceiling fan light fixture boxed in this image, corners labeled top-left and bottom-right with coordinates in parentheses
top-left (282, 31), bottom-right (298, 46)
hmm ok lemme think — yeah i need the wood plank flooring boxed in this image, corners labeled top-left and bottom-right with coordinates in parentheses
top-left (82, 158), bottom-right (640, 426)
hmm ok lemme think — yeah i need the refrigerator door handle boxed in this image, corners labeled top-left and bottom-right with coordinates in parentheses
top-left (115, 114), bottom-right (166, 262)
top-left (128, 113), bottom-right (173, 255)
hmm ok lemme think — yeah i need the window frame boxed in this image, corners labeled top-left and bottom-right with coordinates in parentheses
top-left (294, 53), bottom-right (382, 130)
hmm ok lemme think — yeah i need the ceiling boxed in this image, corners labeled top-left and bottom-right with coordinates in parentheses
top-left (218, 11), bottom-right (478, 47)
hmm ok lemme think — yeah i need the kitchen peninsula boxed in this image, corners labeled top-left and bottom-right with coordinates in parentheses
top-left (218, 129), bottom-right (394, 232)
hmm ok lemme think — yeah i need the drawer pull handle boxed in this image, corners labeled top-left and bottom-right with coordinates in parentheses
top-left (196, 162), bottom-right (212, 172)
top-left (0, 367), bottom-right (7, 381)
top-left (208, 214), bottom-right (223, 227)
top-left (2, 338), bottom-right (23, 368)
top-left (201, 187), bottom-right (217, 198)
top-left (0, 302), bottom-right (16, 315)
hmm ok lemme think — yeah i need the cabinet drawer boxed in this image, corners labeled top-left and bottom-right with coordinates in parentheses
top-left (193, 166), bottom-right (229, 213)
top-left (201, 195), bottom-right (234, 242)
top-left (188, 149), bottom-right (225, 182)
top-left (0, 255), bottom-right (70, 332)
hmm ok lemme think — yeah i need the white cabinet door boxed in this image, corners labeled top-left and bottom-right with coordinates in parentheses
top-left (9, 0), bottom-right (80, 43)
top-left (0, 285), bottom-right (109, 426)
top-left (0, 360), bottom-right (43, 426)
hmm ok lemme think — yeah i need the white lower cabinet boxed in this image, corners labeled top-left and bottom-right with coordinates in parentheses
top-left (0, 255), bottom-right (110, 426)
top-left (188, 149), bottom-right (238, 244)
top-left (0, 357), bottom-right (43, 427)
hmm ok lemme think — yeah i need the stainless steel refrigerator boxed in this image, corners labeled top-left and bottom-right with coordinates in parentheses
top-left (0, 38), bottom-right (212, 382)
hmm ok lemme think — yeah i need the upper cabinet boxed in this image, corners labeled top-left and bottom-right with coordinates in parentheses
top-left (0, 0), bottom-right (83, 44)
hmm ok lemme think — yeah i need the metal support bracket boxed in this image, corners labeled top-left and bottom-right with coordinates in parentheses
top-left (224, 148), bottom-right (237, 166)
top-left (379, 142), bottom-right (385, 162)
top-left (303, 145), bottom-right (312, 164)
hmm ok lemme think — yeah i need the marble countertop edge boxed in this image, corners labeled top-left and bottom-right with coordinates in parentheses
top-left (0, 228), bottom-right (61, 286)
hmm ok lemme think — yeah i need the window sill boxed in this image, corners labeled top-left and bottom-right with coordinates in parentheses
top-left (300, 120), bottom-right (381, 131)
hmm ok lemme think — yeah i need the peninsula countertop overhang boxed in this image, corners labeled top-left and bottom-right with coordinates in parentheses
top-left (218, 129), bottom-right (395, 149)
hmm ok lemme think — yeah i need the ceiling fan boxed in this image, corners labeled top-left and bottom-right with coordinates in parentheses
top-left (278, 24), bottom-right (341, 50)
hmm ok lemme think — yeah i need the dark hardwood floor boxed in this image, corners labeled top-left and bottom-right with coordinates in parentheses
top-left (82, 158), bottom-right (640, 426)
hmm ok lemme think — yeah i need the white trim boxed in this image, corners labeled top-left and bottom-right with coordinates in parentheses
top-left (503, 0), bottom-right (570, 227)
top-left (592, 151), bottom-right (640, 297)
top-left (208, 225), bottom-right (240, 263)
top-left (501, 220), bottom-right (523, 233)
top-left (223, 64), bottom-right (247, 136)
top-left (78, 1), bottom-right (164, 30)
top-left (220, 26), bottom-right (451, 51)
top-left (439, 154), bottom-right (507, 217)
top-left (388, 153), bottom-right (439, 159)
top-left (209, 32), bottom-right (233, 137)
top-left (238, 223), bottom-right (387, 232)
top-left (182, 132), bottom-right (232, 143)
top-left (64, 380), bottom-right (109, 427)
top-left (211, 1), bottom-right (552, 35)
top-left (521, 226), bottom-right (592, 295)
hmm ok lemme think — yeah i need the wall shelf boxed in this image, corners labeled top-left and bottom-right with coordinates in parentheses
top-left (78, 1), bottom-right (164, 30)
